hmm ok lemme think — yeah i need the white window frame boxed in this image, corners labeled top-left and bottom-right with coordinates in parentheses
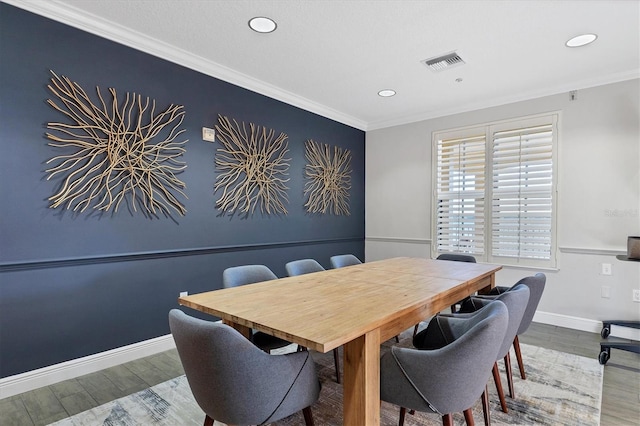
top-left (431, 112), bottom-right (558, 268)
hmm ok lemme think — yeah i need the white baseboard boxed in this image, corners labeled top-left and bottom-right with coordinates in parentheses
top-left (533, 311), bottom-right (640, 340)
top-left (2, 312), bottom-right (638, 399)
top-left (0, 334), bottom-right (175, 399)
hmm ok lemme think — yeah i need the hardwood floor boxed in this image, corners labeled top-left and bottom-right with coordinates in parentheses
top-left (0, 350), bottom-right (185, 426)
top-left (1, 323), bottom-right (638, 425)
top-left (518, 323), bottom-right (640, 426)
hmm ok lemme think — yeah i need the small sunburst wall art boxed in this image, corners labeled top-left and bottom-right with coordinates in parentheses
top-left (214, 114), bottom-right (290, 217)
top-left (44, 71), bottom-right (188, 218)
top-left (304, 139), bottom-right (352, 216)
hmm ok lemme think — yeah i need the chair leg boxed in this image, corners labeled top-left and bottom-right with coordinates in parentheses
top-left (504, 352), bottom-right (515, 399)
top-left (442, 413), bottom-right (454, 426)
top-left (399, 406), bottom-right (406, 426)
top-left (481, 385), bottom-right (491, 426)
top-left (333, 348), bottom-right (341, 383)
top-left (302, 406), bottom-right (314, 426)
top-left (513, 335), bottom-right (526, 380)
top-left (463, 408), bottom-right (475, 426)
top-left (203, 415), bottom-right (214, 426)
top-left (413, 323), bottom-right (419, 338)
top-left (492, 362), bottom-right (508, 413)
top-left (395, 335), bottom-right (400, 343)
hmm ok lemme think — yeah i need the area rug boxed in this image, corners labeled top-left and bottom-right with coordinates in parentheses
top-left (50, 338), bottom-right (603, 426)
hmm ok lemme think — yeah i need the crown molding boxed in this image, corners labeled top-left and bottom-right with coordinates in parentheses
top-left (367, 69), bottom-right (640, 131)
top-left (2, 0), bottom-right (368, 131)
top-left (4, 0), bottom-right (639, 133)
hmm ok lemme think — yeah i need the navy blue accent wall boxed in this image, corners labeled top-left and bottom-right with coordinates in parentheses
top-left (0, 4), bottom-right (365, 378)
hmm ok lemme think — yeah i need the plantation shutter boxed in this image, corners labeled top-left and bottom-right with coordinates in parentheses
top-left (435, 132), bottom-right (486, 256)
top-left (433, 113), bottom-right (557, 267)
top-left (491, 121), bottom-right (555, 263)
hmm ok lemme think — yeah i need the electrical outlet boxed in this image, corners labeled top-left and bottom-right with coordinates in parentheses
top-left (601, 286), bottom-right (611, 299)
top-left (633, 289), bottom-right (640, 303)
top-left (601, 263), bottom-right (612, 276)
top-left (179, 291), bottom-right (188, 297)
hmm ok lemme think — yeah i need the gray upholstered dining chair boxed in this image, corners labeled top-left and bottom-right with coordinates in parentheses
top-left (436, 253), bottom-right (477, 263)
top-left (329, 253), bottom-right (401, 345)
top-left (412, 253), bottom-right (478, 338)
top-left (380, 300), bottom-right (509, 426)
top-left (285, 258), bottom-right (342, 384)
top-left (222, 264), bottom-right (295, 353)
top-left (460, 273), bottom-right (546, 380)
top-left (414, 284), bottom-right (530, 420)
top-left (285, 258), bottom-right (325, 277)
top-left (329, 254), bottom-right (362, 268)
top-left (437, 253), bottom-right (477, 313)
top-left (169, 309), bottom-right (320, 426)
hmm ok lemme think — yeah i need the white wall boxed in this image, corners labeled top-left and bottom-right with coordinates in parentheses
top-left (365, 79), bottom-right (640, 334)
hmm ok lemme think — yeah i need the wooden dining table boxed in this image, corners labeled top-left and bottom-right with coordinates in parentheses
top-left (178, 256), bottom-right (501, 425)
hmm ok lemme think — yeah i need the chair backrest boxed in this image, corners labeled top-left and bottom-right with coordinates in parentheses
top-left (414, 298), bottom-right (507, 350)
top-left (436, 253), bottom-right (477, 263)
top-left (222, 264), bottom-right (277, 288)
top-left (512, 273), bottom-right (546, 335)
top-left (329, 254), bottom-right (362, 268)
top-left (381, 301), bottom-right (509, 415)
top-left (285, 258), bottom-right (325, 276)
top-left (492, 284), bottom-right (530, 358)
top-left (169, 309), bottom-right (320, 425)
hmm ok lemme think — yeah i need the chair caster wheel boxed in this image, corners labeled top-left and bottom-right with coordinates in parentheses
top-left (598, 350), bottom-right (610, 365)
top-left (601, 326), bottom-right (610, 339)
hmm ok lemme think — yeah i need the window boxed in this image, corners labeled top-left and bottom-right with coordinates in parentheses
top-left (433, 114), bottom-right (558, 268)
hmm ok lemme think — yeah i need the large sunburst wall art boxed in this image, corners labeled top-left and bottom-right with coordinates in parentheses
top-left (214, 114), bottom-right (290, 216)
top-left (45, 71), bottom-right (188, 217)
top-left (304, 139), bottom-right (352, 216)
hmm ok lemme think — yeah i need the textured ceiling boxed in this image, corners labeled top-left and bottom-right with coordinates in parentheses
top-left (6, 0), bottom-right (640, 130)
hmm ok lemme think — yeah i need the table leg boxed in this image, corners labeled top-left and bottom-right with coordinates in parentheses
top-left (223, 320), bottom-right (252, 340)
top-left (343, 329), bottom-right (380, 425)
top-left (477, 273), bottom-right (496, 295)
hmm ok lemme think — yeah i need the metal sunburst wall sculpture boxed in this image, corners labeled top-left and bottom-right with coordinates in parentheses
top-left (45, 71), bottom-right (188, 217)
top-left (214, 114), bottom-right (290, 216)
top-left (304, 139), bottom-right (352, 216)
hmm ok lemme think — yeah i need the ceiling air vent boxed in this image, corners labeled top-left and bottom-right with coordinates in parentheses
top-left (422, 51), bottom-right (465, 72)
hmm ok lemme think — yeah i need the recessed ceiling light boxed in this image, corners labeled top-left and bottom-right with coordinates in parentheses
top-left (249, 17), bottom-right (277, 33)
top-left (565, 33), bottom-right (597, 48)
top-left (378, 89), bottom-right (396, 97)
